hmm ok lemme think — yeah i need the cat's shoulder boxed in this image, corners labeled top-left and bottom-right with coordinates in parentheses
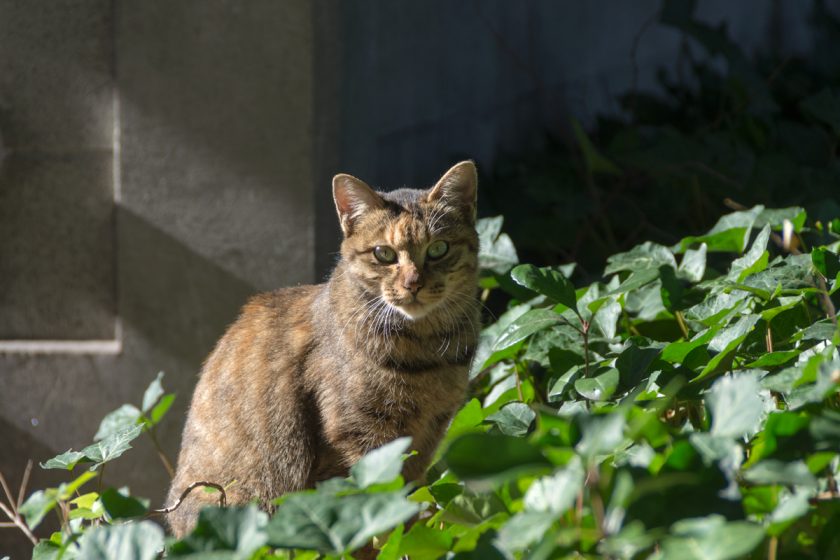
top-left (239, 283), bottom-right (324, 321)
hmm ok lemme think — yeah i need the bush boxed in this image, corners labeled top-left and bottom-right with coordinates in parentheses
top-left (3, 207), bottom-right (840, 559)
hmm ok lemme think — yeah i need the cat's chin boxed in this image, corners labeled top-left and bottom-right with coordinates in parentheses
top-left (392, 301), bottom-right (433, 321)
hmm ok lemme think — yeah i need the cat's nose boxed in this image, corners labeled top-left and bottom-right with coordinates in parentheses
top-left (403, 271), bottom-right (423, 294)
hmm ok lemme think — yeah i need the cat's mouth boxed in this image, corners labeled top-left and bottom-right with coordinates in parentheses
top-left (390, 297), bottom-right (435, 320)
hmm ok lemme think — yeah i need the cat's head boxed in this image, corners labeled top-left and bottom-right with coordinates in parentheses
top-left (332, 161), bottom-right (479, 321)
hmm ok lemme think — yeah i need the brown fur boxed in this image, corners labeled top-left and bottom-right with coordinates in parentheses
top-left (167, 161), bottom-right (480, 537)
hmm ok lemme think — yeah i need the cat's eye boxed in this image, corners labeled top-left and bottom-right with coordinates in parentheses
top-left (373, 245), bottom-right (397, 264)
top-left (427, 240), bottom-right (449, 259)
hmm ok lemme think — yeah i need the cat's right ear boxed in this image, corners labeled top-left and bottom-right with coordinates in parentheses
top-left (332, 174), bottom-right (384, 236)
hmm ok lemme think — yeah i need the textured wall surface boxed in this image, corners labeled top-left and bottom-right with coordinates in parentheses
top-left (0, 1), bottom-right (313, 555)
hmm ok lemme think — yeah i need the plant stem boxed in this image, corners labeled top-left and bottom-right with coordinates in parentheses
top-left (675, 311), bottom-right (690, 339)
top-left (582, 320), bottom-right (591, 378)
top-left (765, 324), bottom-right (774, 353)
top-left (146, 426), bottom-right (176, 479)
top-left (514, 362), bottom-right (525, 402)
top-left (768, 535), bottom-right (778, 560)
top-left (0, 502), bottom-right (37, 545)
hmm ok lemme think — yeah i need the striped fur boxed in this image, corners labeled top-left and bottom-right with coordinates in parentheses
top-left (167, 162), bottom-right (480, 536)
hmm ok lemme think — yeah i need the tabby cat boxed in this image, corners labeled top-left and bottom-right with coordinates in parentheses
top-left (167, 161), bottom-right (480, 536)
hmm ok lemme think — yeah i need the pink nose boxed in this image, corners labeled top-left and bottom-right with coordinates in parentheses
top-left (403, 270), bottom-right (423, 294)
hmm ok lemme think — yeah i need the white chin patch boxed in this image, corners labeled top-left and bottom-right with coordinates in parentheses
top-left (394, 303), bottom-right (430, 320)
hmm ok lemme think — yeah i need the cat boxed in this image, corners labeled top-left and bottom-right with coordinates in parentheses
top-left (166, 161), bottom-right (480, 537)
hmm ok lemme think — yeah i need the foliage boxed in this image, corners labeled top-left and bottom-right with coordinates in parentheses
top-left (7, 203), bottom-right (840, 559)
top-left (479, 0), bottom-right (840, 276)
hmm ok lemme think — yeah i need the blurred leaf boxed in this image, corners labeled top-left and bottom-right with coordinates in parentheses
top-left (141, 371), bottom-right (166, 412)
top-left (523, 456), bottom-right (584, 514)
top-left (41, 450), bottom-right (87, 471)
top-left (658, 515), bottom-right (764, 560)
top-left (99, 488), bottom-right (148, 520)
top-left (78, 521), bottom-right (164, 560)
top-left (350, 437), bottom-right (412, 488)
top-left (169, 505), bottom-right (268, 558)
top-left (266, 490), bottom-right (418, 554)
top-left (707, 372), bottom-right (768, 438)
top-left (445, 433), bottom-right (550, 481)
top-left (491, 309), bottom-right (566, 354)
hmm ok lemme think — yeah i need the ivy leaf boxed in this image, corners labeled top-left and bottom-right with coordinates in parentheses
top-left (510, 264), bottom-right (577, 310)
top-left (169, 505), bottom-right (268, 557)
top-left (812, 246), bottom-right (840, 279)
top-left (477, 216), bottom-right (519, 275)
top-left (523, 456), bottom-right (585, 514)
top-left (266, 491), bottom-right (418, 554)
top-left (743, 460), bottom-right (818, 488)
top-left (728, 225), bottom-right (770, 282)
top-left (81, 425), bottom-right (144, 471)
top-left (485, 403), bottom-right (536, 437)
top-left (678, 243), bottom-right (707, 282)
top-left (491, 308), bottom-right (566, 353)
top-left (706, 372), bottom-right (768, 438)
top-left (445, 433), bottom-right (550, 481)
top-left (41, 450), bottom-right (88, 471)
top-left (78, 520), bottom-right (164, 560)
top-left (677, 205), bottom-right (763, 253)
top-left (350, 437), bottom-right (412, 488)
top-left (99, 488), bottom-right (149, 520)
top-left (141, 371), bottom-right (166, 412)
top-left (605, 241), bottom-right (676, 274)
top-left (576, 413), bottom-right (626, 459)
top-left (19, 490), bottom-right (57, 530)
top-left (94, 404), bottom-right (142, 442)
top-left (658, 515), bottom-right (765, 560)
top-left (574, 368), bottom-right (619, 401)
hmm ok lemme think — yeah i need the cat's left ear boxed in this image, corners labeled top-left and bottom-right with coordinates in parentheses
top-left (333, 173), bottom-right (384, 236)
top-left (427, 160), bottom-right (478, 222)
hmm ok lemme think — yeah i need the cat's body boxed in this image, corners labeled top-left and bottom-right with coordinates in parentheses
top-left (167, 162), bottom-right (480, 537)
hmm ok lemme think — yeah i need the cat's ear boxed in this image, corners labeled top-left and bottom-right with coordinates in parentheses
top-left (333, 173), bottom-right (384, 236)
top-left (427, 160), bottom-right (478, 221)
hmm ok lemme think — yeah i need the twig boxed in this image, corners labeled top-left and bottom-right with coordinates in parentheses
top-left (145, 425), bottom-right (176, 479)
top-left (149, 481), bottom-right (226, 515)
top-left (765, 325), bottom-right (774, 353)
top-left (768, 535), bottom-right (779, 560)
top-left (17, 461), bottom-right (32, 509)
top-left (0, 502), bottom-right (38, 545)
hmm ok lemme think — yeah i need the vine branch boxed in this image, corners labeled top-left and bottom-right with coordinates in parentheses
top-left (149, 481), bottom-right (226, 516)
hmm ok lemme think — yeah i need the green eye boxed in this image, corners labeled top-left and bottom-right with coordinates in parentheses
top-left (373, 245), bottom-right (397, 264)
top-left (427, 240), bottom-right (449, 259)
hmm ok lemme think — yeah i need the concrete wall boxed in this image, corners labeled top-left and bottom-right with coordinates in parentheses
top-left (1, 0), bottom-right (836, 555)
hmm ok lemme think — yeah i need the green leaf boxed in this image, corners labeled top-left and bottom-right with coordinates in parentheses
top-left (615, 344), bottom-right (660, 392)
top-left (491, 308), bottom-right (565, 353)
top-left (727, 225), bottom-right (770, 282)
top-left (19, 490), bottom-right (57, 530)
top-left (677, 206), bottom-right (763, 253)
top-left (141, 371), bottom-right (166, 412)
top-left (398, 523), bottom-right (453, 560)
top-left (605, 241), bottom-right (676, 274)
top-left (94, 404), bottom-right (141, 442)
top-left (41, 450), bottom-right (88, 471)
top-left (743, 460), bottom-right (818, 488)
top-left (574, 368), bottom-right (619, 401)
top-left (706, 372), bottom-right (768, 438)
top-left (477, 216), bottom-right (519, 275)
top-left (485, 403), bottom-right (536, 437)
top-left (148, 393), bottom-right (175, 425)
top-left (169, 505), bottom-right (268, 558)
top-left (266, 490), bottom-right (418, 554)
top-left (523, 456), bottom-right (584, 514)
top-left (510, 264), bottom-right (577, 310)
top-left (350, 437), bottom-right (412, 488)
top-left (81, 425), bottom-right (144, 471)
top-left (497, 511), bottom-right (555, 552)
top-left (659, 515), bottom-right (765, 560)
top-left (678, 243), bottom-right (707, 282)
top-left (78, 521), bottom-right (164, 560)
top-left (445, 433), bottom-right (550, 481)
top-left (745, 350), bottom-right (798, 368)
top-left (99, 488), bottom-right (148, 520)
top-left (592, 299), bottom-right (621, 339)
top-left (576, 412), bottom-right (626, 459)
top-left (813, 246), bottom-right (840, 279)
